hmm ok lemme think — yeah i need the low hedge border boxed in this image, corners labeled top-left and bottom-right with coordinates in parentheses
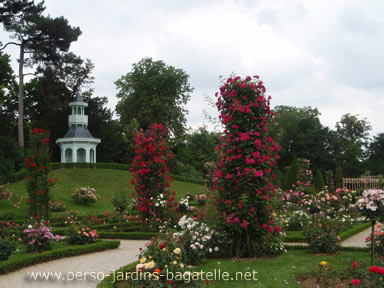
top-left (97, 231), bottom-right (158, 240)
top-left (0, 240), bottom-right (120, 275)
top-left (97, 261), bottom-right (138, 288)
top-left (283, 221), bottom-right (371, 243)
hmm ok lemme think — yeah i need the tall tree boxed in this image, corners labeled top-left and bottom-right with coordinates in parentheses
top-left (115, 57), bottom-right (193, 138)
top-left (0, 0), bottom-right (81, 146)
top-left (269, 106), bottom-right (334, 173)
top-left (0, 51), bottom-right (23, 175)
top-left (334, 113), bottom-right (371, 177)
top-left (367, 133), bottom-right (384, 175)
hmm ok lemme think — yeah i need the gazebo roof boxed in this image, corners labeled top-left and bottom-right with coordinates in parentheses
top-left (64, 126), bottom-right (94, 138)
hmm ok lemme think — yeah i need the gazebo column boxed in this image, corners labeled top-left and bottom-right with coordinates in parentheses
top-left (85, 147), bottom-right (90, 163)
top-left (73, 146), bottom-right (77, 163)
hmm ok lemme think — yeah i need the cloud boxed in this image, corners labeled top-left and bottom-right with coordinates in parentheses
top-left (1, 0), bottom-right (383, 135)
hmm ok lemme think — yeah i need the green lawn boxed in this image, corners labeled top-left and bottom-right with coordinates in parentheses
top-left (98, 250), bottom-right (371, 288)
top-left (0, 168), bottom-right (206, 219)
top-left (194, 250), bottom-right (370, 287)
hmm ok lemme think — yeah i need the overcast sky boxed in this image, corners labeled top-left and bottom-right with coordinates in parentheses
top-left (1, 0), bottom-right (384, 135)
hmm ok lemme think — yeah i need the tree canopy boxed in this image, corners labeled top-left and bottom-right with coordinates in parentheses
top-left (115, 57), bottom-right (193, 138)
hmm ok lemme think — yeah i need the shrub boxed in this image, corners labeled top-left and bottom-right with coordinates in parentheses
top-left (285, 210), bottom-right (310, 231)
top-left (49, 200), bottom-right (66, 212)
top-left (0, 238), bottom-right (16, 260)
top-left (283, 156), bottom-right (299, 191)
top-left (313, 169), bottom-right (325, 192)
top-left (304, 216), bottom-right (341, 254)
top-left (72, 186), bottom-right (99, 205)
top-left (130, 237), bottom-right (200, 288)
top-left (21, 224), bottom-right (63, 253)
top-left (67, 226), bottom-right (98, 245)
top-left (172, 215), bottom-right (218, 265)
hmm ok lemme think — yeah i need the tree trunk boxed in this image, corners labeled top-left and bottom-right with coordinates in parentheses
top-left (18, 41), bottom-right (25, 147)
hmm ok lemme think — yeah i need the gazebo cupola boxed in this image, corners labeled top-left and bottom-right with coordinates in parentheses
top-left (56, 90), bottom-right (101, 163)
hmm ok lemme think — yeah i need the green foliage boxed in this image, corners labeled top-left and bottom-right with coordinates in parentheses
top-left (283, 156), bottom-right (299, 190)
top-left (367, 133), bottom-right (384, 175)
top-left (335, 167), bottom-right (343, 189)
top-left (325, 170), bottom-right (335, 192)
top-left (115, 57), bottom-right (193, 138)
top-left (335, 113), bottom-right (372, 177)
top-left (0, 240), bottom-right (119, 275)
top-left (112, 191), bottom-right (128, 213)
top-left (172, 126), bottom-right (220, 174)
top-left (0, 238), bottom-right (16, 260)
top-left (269, 106), bottom-right (334, 174)
top-left (313, 169), bottom-right (325, 192)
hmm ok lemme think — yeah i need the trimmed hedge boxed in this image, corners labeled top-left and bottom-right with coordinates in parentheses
top-left (97, 261), bottom-right (138, 288)
top-left (283, 221), bottom-right (371, 243)
top-left (0, 240), bottom-right (120, 275)
top-left (339, 221), bottom-right (371, 241)
top-left (170, 174), bottom-right (204, 185)
top-left (97, 231), bottom-right (158, 240)
top-left (50, 162), bottom-right (132, 170)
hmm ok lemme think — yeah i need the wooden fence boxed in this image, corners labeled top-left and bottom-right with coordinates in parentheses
top-left (343, 176), bottom-right (382, 191)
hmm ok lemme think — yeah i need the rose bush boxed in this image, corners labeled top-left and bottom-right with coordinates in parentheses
top-left (72, 186), bottom-right (99, 205)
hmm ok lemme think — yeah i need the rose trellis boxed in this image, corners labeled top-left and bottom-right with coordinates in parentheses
top-left (357, 189), bottom-right (384, 265)
top-left (213, 75), bottom-right (282, 257)
top-left (130, 123), bottom-right (177, 231)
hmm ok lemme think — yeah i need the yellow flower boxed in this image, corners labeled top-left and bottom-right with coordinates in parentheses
top-left (147, 261), bottom-right (155, 269)
top-left (320, 261), bottom-right (327, 266)
top-left (149, 256), bottom-right (152, 259)
top-left (179, 263), bottom-right (184, 268)
top-left (173, 248), bottom-right (181, 254)
top-left (113, 226), bottom-right (117, 229)
top-left (173, 261), bottom-right (177, 265)
top-left (164, 264), bottom-right (168, 268)
top-left (162, 248), bottom-right (166, 251)
top-left (140, 257), bottom-right (146, 264)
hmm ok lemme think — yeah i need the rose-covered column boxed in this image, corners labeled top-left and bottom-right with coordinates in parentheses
top-left (213, 76), bottom-right (282, 257)
top-left (130, 123), bottom-right (177, 231)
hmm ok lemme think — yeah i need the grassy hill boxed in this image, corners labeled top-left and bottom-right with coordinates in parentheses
top-left (0, 168), bottom-right (206, 219)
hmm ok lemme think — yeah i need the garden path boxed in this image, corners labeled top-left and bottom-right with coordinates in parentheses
top-left (0, 239), bottom-right (147, 288)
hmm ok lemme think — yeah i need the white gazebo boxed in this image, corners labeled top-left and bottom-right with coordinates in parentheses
top-left (56, 91), bottom-right (101, 163)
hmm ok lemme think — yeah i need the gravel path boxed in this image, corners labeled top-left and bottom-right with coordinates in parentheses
top-left (0, 240), bottom-right (147, 288)
top-left (341, 226), bottom-right (371, 248)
